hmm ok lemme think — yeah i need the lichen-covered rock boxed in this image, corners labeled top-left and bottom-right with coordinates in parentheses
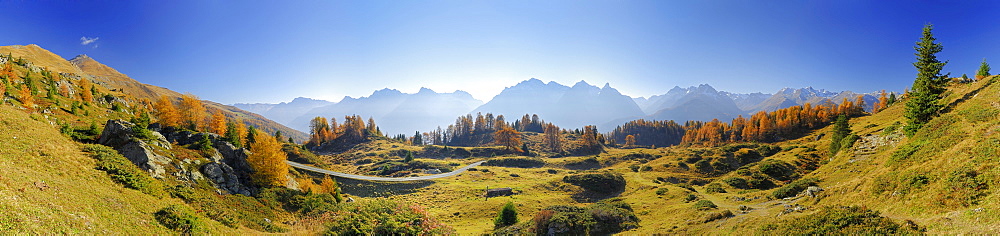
top-left (98, 120), bottom-right (170, 179)
top-left (201, 162), bottom-right (252, 196)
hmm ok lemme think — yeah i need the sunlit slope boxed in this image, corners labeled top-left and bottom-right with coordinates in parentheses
top-left (0, 105), bottom-right (233, 233)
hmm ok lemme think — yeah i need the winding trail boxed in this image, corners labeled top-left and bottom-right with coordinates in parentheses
top-left (286, 160), bottom-right (486, 182)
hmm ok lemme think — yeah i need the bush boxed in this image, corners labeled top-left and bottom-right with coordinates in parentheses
top-left (724, 177), bottom-right (749, 189)
top-left (705, 183), bottom-right (727, 193)
top-left (761, 205), bottom-right (923, 234)
top-left (484, 157), bottom-right (546, 168)
top-left (684, 194), bottom-right (698, 202)
top-left (693, 200), bottom-right (717, 210)
top-left (155, 205), bottom-right (206, 234)
top-left (758, 159), bottom-right (795, 181)
top-left (563, 172), bottom-right (626, 194)
top-left (531, 198), bottom-right (638, 235)
top-left (655, 188), bottom-right (669, 195)
top-left (702, 210), bottom-right (734, 223)
top-left (772, 178), bottom-right (819, 199)
top-left (83, 144), bottom-right (166, 198)
top-left (495, 201), bottom-right (518, 228)
top-left (325, 199), bottom-right (454, 235)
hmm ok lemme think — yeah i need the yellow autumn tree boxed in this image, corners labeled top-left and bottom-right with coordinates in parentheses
top-left (209, 111), bottom-right (227, 135)
top-left (179, 93), bottom-right (206, 131)
top-left (59, 82), bottom-right (70, 98)
top-left (494, 126), bottom-right (523, 152)
top-left (0, 79), bottom-right (5, 98)
top-left (624, 135), bottom-right (636, 147)
top-left (247, 133), bottom-right (289, 188)
top-left (153, 95), bottom-right (181, 128)
top-left (18, 83), bottom-right (32, 108)
top-left (79, 78), bottom-right (93, 103)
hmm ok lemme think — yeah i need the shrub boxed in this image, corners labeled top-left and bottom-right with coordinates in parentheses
top-left (655, 188), bottom-right (669, 195)
top-left (495, 202), bottom-right (519, 228)
top-left (563, 172), bottom-right (626, 194)
top-left (531, 198), bottom-right (638, 235)
top-left (693, 159), bottom-right (713, 173)
top-left (758, 159), bottom-right (795, 181)
top-left (772, 178), bottom-right (819, 199)
top-left (83, 144), bottom-right (166, 198)
top-left (155, 205), bottom-right (206, 234)
top-left (761, 205), bottom-right (923, 234)
top-left (684, 194), bottom-right (698, 202)
top-left (693, 200), bottom-right (717, 210)
top-left (484, 157), bottom-right (546, 168)
top-left (705, 183), bottom-right (726, 193)
top-left (724, 177), bottom-right (749, 189)
top-left (702, 210), bottom-right (734, 223)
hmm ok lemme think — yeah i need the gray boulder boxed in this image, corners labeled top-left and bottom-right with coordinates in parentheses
top-left (98, 120), bottom-right (170, 179)
top-left (201, 162), bottom-right (252, 195)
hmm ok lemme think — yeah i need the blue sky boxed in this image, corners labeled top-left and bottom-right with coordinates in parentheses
top-left (1, 1), bottom-right (998, 104)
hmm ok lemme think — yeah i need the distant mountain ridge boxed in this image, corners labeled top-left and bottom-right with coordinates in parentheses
top-left (239, 78), bottom-right (882, 135)
top-left (283, 88), bottom-right (483, 135)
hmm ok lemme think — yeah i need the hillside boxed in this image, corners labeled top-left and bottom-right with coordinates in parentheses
top-left (0, 44), bottom-right (307, 142)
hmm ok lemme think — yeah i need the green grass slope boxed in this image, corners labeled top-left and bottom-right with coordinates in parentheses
top-left (0, 105), bottom-right (240, 233)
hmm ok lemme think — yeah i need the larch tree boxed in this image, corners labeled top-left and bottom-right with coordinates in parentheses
top-left (977, 58), bottom-right (991, 80)
top-left (209, 111), bottom-right (227, 135)
top-left (320, 176), bottom-right (343, 203)
top-left (59, 82), bottom-right (70, 98)
top-left (153, 95), bottom-right (181, 128)
top-left (493, 126), bottom-right (523, 152)
top-left (179, 94), bottom-right (207, 131)
top-left (542, 123), bottom-right (563, 152)
top-left (79, 78), bottom-right (93, 103)
top-left (18, 83), bottom-right (32, 108)
top-left (247, 133), bottom-right (289, 188)
top-left (624, 135), bottom-right (636, 147)
top-left (225, 120), bottom-right (247, 148)
top-left (904, 23), bottom-right (948, 136)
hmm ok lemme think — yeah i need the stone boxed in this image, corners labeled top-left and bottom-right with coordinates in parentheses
top-left (424, 169), bottom-right (442, 174)
top-left (98, 120), bottom-right (170, 179)
top-left (201, 162), bottom-right (252, 196)
top-left (486, 187), bottom-right (514, 198)
top-left (802, 186), bottom-right (824, 197)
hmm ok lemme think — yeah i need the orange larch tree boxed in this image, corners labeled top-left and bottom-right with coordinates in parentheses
top-left (493, 126), bottom-right (523, 152)
top-left (247, 133), bottom-right (289, 188)
top-left (18, 83), bottom-right (32, 108)
top-left (153, 95), bottom-right (181, 128)
top-left (209, 110), bottom-right (227, 135)
top-left (179, 93), bottom-right (207, 131)
top-left (79, 78), bottom-right (93, 103)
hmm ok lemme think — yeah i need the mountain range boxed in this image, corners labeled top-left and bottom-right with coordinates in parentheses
top-left (238, 79), bottom-right (882, 135)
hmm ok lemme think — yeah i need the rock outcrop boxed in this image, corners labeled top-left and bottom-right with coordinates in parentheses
top-left (97, 120), bottom-right (170, 179)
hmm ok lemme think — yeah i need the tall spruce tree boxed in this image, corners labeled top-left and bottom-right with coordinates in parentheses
top-left (904, 23), bottom-right (948, 136)
top-left (829, 115), bottom-right (851, 155)
top-left (977, 58), bottom-right (991, 80)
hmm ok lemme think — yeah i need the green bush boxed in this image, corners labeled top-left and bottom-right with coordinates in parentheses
top-left (760, 205), bottom-right (923, 234)
top-left (705, 183), bottom-right (727, 193)
top-left (155, 205), bottom-right (206, 234)
top-left (693, 200), bottom-right (717, 210)
top-left (724, 177), bottom-right (749, 189)
top-left (758, 159), bottom-right (795, 181)
top-left (495, 201), bottom-right (518, 228)
top-left (655, 188), bottom-right (669, 195)
top-left (83, 144), bottom-right (165, 198)
top-left (484, 157), bottom-right (546, 168)
top-left (563, 172), bottom-right (626, 194)
top-left (684, 194), bottom-right (698, 202)
top-left (531, 198), bottom-right (638, 235)
top-left (772, 178), bottom-right (819, 199)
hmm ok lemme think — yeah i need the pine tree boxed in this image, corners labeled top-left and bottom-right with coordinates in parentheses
top-left (904, 23), bottom-right (948, 136)
top-left (829, 115), bottom-right (851, 155)
top-left (247, 134), bottom-right (289, 188)
top-left (494, 201), bottom-right (518, 228)
top-left (977, 58), bottom-right (991, 80)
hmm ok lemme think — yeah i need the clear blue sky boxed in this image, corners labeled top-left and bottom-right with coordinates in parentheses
top-left (1, 1), bottom-right (998, 104)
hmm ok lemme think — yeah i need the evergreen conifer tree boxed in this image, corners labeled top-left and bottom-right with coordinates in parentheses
top-left (904, 23), bottom-right (948, 136)
top-left (977, 58), bottom-right (991, 80)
